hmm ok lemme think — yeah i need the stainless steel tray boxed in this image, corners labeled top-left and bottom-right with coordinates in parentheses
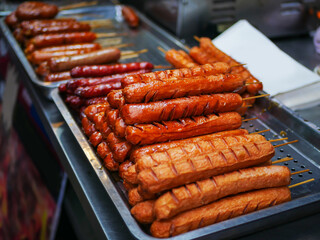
top-left (0, 5), bottom-right (186, 98)
top-left (51, 86), bottom-right (320, 239)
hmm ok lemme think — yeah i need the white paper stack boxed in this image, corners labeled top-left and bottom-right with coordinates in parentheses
top-left (212, 20), bottom-right (320, 109)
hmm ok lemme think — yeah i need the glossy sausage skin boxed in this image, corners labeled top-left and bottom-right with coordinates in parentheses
top-left (154, 165), bottom-right (290, 220)
top-left (121, 93), bottom-right (243, 124)
top-left (23, 22), bottom-right (91, 37)
top-left (130, 129), bottom-right (248, 162)
top-left (44, 71), bottom-right (71, 82)
top-left (165, 49), bottom-right (198, 69)
top-left (48, 48), bottom-right (121, 72)
top-left (150, 187), bottom-right (291, 238)
top-left (123, 74), bottom-right (244, 103)
top-left (138, 141), bottom-right (275, 194)
top-left (189, 46), bottom-right (218, 64)
top-left (122, 6), bottom-right (139, 28)
top-left (28, 32), bottom-right (97, 49)
top-left (107, 90), bottom-right (125, 109)
top-left (81, 117), bottom-right (95, 137)
top-left (36, 43), bottom-right (101, 53)
top-left (121, 62), bottom-right (230, 87)
top-left (65, 70), bottom-right (151, 94)
top-left (16, 2), bottom-right (58, 20)
top-left (119, 160), bottom-right (134, 179)
top-left (74, 81), bottom-right (122, 98)
top-left (30, 48), bottom-right (97, 65)
top-left (135, 134), bottom-right (265, 173)
top-left (71, 62), bottom-right (153, 78)
top-left (5, 12), bottom-right (19, 30)
top-left (125, 112), bottom-right (242, 145)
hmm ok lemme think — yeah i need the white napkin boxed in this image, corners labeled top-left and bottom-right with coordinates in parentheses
top-left (212, 20), bottom-right (320, 106)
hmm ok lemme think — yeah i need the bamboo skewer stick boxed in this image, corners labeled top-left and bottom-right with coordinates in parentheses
top-left (274, 140), bottom-right (299, 148)
top-left (59, 1), bottom-right (98, 11)
top-left (291, 169), bottom-right (310, 175)
top-left (121, 49), bottom-right (148, 56)
top-left (154, 65), bottom-right (172, 69)
top-left (251, 129), bottom-right (270, 134)
top-left (242, 117), bottom-right (258, 122)
top-left (96, 32), bottom-right (127, 38)
top-left (243, 94), bottom-right (270, 101)
top-left (272, 157), bottom-right (294, 164)
top-left (269, 137), bottom-right (288, 143)
top-left (289, 178), bottom-right (315, 188)
top-left (194, 36), bottom-right (201, 42)
top-left (158, 46), bottom-right (166, 54)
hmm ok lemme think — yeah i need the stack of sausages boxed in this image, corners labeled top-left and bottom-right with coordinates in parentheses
top-left (58, 62), bottom-right (154, 110)
top-left (164, 37), bottom-right (263, 116)
top-left (5, 1), bottom-right (135, 82)
top-left (71, 61), bottom-right (291, 237)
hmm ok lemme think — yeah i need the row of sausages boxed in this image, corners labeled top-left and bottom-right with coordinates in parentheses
top-left (6, 1), bottom-right (140, 82)
top-left (79, 101), bottom-right (291, 238)
top-left (65, 56), bottom-right (291, 238)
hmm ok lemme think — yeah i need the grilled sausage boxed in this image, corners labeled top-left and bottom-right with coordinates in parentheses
top-left (75, 81), bottom-right (122, 98)
top-left (154, 165), bottom-right (290, 220)
top-left (150, 187), bottom-right (291, 238)
top-left (16, 2), bottom-right (58, 20)
top-left (115, 117), bottom-right (127, 138)
top-left (107, 90), bottom-right (125, 109)
top-left (29, 48), bottom-right (97, 65)
top-left (65, 70), bottom-right (151, 94)
top-left (135, 134), bottom-right (266, 173)
top-left (122, 5), bottom-right (139, 28)
top-left (97, 141), bottom-right (110, 159)
top-left (44, 71), bottom-right (71, 82)
top-left (36, 42), bottom-right (101, 53)
top-left (165, 49), bottom-right (198, 68)
top-left (122, 165), bottom-right (139, 185)
top-left (123, 74), bottom-right (244, 103)
top-left (131, 200), bottom-right (156, 223)
top-left (28, 32), bottom-right (97, 50)
top-left (128, 187), bottom-right (154, 206)
top-left (123, 180), bottom-right (136, 191)
top-left (89, 131), bottom-right (102, 147)
top-left (22, 21), bottom-right (91, 37)
top-left (85, 96), bottom-right (109, 106)
top-left (106, 132), bottom-right (132, 162)
top-left (48, 48), bottom-right (121, 72)
top-left (71, 62), bottom-right (153, 78)
top-left (138, 141), bottom-right (275, 194)
top-left (130, 129), bottom-right (248, 162)
top-left (102, 146), bottom-right (119, 171)
top-left (189, 46), bottom-right (218, 64)
top-left (83, 103), bottom-right (110, 121)
top-left (81, 117), bottom-right (95, 137)
top-left (121, 62), bottom-right (230, 87)
top-left (119, 160), bottom-right (134, 179)
top-left (5, 12), bottom-right (19, 30)
top-left (125, 112), bottom-right (242, 145)
top-left (121, 93), bottom-right (243, 124)
top-left (131, 165), bottom-right (290, 224)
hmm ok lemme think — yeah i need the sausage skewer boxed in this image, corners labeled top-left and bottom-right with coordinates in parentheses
top-left (150, 187), bottom-right (291, 238)
top-left (122, 62), bottom-right (230, 87)
top-left (121, 93), bottom-right (269, 125)
top-left (158, 47), bottom-right (198, 68)
top-left (126, 112), bottom-right (242, 145)
top-left (138, 140), bottom-right (275, 194)
top-left (131, 165), bottom-right (291, 223)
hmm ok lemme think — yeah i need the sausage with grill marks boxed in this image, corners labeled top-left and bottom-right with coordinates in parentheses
top-left (121, 93), bottom-right (243, 124)
top-left (123, 73), bottom-right (244, 103)
top-left (125, 112), bottom-right (242, 145)
top-left (154, 165), bottom-right (290, 220)
top-left (138, 140), bottom-right (275, 194)
top-left (150, 187), bottom-right (291, 238)
top-left (165, 49), bottom-right (198, 68)
top-left (107, 90), bottom-right (125, 109)
top-left (130, 129), bottom-right (248, 162)
top-left (135, 134), bottom-right (265, 173)
top-left (121, 62), bottom-right (230, 87)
